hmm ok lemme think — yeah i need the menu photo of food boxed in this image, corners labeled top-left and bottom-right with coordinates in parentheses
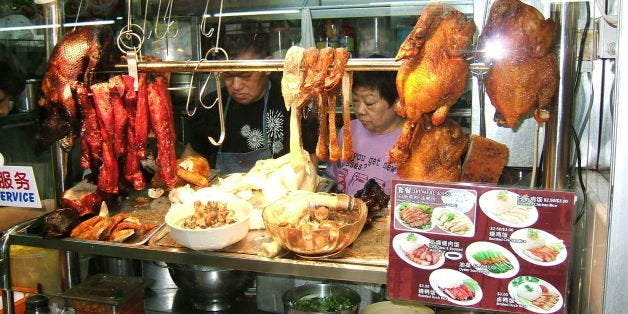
top-left (429, 268), bottom-right (483, 306)
top-left (432, 207), bottom-right (475, 237)
top-left (441, 189), bottom-right (477, 213)
top-left (479, 189), bottom-right (539, 228)
top-left (395, 202), bottom-right (435, 231)
top-left (465, 241), bottom-right (520, 279)
top-left (510, 228), bottom-right (567, 266)
top-left (508, 276), bottom-right (564, 313)
top-left (392, 232), bottom-right (445, 270)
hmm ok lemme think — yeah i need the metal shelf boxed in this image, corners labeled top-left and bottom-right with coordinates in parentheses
top-left (3, 223), bottom-right (387, 286)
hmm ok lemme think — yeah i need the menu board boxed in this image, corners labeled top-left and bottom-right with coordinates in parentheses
top-left (387, 179), bottom-right (575, 313)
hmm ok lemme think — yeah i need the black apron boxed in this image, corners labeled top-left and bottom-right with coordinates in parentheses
top-left (215, 83), bottom-right (272, 174)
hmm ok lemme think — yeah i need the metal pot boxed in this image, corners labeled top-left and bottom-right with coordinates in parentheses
top-left (165, 263), bottom-right (253, 311)
top-left (17, 79), bottom-right (41, 112)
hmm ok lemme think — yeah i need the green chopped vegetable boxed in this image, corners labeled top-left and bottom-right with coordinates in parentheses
top-left (292, 296), bottom-right (353, 312)
top-left (462, 279), bottom-right (479, 292)
top-left (496, 190), bottom-right (509, 201)
top-left (527, 228), bottom-right (539, 239)
top-left (406, 233), bottom-right (417, 242)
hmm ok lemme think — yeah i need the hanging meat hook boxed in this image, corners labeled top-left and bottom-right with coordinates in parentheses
top-left (208, 73), bottom-right (226, 146)
top-left (184, 59), bottom-right (199, 116)
top-left (201, 47), bottom-right (229, 146)
top-left (153, 0), bottom-right (178, 39)
top-left (199, 0), bottom-right (215, 38)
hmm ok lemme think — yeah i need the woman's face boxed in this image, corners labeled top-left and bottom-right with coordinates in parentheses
top-left (222, 51), bottom-right (269, 105)
top-left (352, 86), bottom-right (401, 134)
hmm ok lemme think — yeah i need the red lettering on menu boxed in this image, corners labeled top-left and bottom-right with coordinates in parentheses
top-left (13, 172), bottom-right (30, 190)
top-left (0, 170), bottom-right (13, 189)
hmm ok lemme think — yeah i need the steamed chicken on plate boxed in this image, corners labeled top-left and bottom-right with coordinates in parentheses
top-left (480, 0), bottom-right (559, 128)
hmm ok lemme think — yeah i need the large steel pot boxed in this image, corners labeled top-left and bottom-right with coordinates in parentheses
top-left (166, 263), bottom-right (253, 311)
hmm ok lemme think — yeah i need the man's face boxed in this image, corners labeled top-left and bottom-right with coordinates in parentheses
top-left (222, 51), bottom-right (269, 105)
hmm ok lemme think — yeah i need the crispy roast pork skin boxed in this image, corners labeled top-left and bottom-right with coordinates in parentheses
top-left (391, 3), bottom-right (475, 164)
top-left (147, 75), bottom-right (178, 190)
top-left (37, 25), bottom-right (113, 150)
top-left (480, 0), bottom-right (558, 128)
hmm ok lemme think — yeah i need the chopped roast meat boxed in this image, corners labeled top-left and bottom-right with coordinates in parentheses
top-left (354, 178), bottom-right (389, 223)
top-left (60, 181), bottom-right (104, 217)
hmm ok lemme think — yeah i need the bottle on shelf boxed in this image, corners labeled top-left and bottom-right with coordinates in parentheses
top-left (339, 20), bottom-right (356, 56)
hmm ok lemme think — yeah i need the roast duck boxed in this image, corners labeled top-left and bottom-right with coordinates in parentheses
top-left (37, 26), bottom-right (113, 151)
top-left (479, 0), bottom-right (559, 128)
top-left (389, 3), bottom-right (476, 168)
top-left (389, 3), bottom-right (514, 185)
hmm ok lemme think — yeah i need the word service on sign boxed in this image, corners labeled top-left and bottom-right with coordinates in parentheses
top-left (0, 165), bottom-right (41, 208)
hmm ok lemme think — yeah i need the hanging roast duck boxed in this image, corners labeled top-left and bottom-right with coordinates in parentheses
top-left (36, 25), bottom-right (113, 151)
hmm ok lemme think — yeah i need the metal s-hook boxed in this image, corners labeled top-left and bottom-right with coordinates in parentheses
top-left (199, 72), bottom-right (218, 109)
top-left (153, 0), bottom-right (178, 39)
top-left (184, 60), bottom-right (198, 117)
top-left (208, 73), bottom-right (225, 146)
top-left (200, 0), bottom-right (214, 38)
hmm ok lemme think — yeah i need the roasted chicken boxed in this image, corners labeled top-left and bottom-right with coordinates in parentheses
top-left (390, 3), bottom-right (475, 164)
top-left (480, 0), bottom-right (558, 128)
top-left (396, 115), bottom-right (469, 182)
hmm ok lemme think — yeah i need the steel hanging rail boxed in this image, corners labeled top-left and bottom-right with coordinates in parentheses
top-left (114, 58), bottom-right (402, 72)
top-left (114, 58), bottom-right (489, 73)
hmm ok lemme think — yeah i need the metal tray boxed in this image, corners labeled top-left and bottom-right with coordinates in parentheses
top-left (147, 217), bottom-right (389, 267)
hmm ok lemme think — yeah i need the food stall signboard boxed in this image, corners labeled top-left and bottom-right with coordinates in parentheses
top-left (387, 179), bottom-right (575, 313)
top-left (0, 165), bottom-right (42, 208)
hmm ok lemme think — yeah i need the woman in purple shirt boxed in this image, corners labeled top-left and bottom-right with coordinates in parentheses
top-left (326, 70), bottom-right (405, 196)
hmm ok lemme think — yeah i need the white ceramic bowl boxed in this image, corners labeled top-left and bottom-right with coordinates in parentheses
top-left (165, 199), bottom-right (252, 250)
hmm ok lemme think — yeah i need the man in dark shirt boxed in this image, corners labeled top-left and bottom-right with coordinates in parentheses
top-left (185, 29), bottom-right (317, 174)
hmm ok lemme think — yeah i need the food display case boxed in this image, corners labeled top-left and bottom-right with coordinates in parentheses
top-left (1, 0), bottom-right (626, 313)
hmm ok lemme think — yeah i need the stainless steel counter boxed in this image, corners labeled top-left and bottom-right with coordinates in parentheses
top-left (4, 218), bottom-right (388, 286)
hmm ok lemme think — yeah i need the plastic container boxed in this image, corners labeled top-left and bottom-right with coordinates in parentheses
top-left (9, 245), bottom-right (62, 294)
top-left (62, 274), bottom-right (152, 314)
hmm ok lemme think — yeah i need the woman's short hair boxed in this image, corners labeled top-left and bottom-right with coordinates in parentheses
top-left (353, 70), bottom-right (398, 107)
